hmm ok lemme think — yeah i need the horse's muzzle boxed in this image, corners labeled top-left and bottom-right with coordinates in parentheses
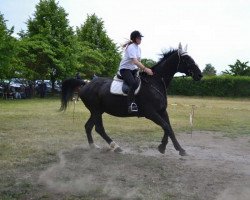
top-left (193, 73), bottom-right (203, 81)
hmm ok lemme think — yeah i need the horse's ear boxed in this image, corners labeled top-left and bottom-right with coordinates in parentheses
top-left (178, 42), bottom-right (182, 50)
top-left (184, 44), bottom-right (188, 52)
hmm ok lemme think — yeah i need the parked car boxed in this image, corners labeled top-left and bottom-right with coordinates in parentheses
top-left (2, 78), bottom-right (29, 99)
top-left (35, 80), bottom-right (51, 93)
top-left (35, 80), bottom-right (61, 93)
top-left (9, 78), bottom-right (28, 88)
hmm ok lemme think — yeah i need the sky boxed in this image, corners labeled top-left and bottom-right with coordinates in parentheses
top-left (1, 0), bottom-right (250, 73)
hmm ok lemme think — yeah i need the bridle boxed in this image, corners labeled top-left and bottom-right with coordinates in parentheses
top-left (177, 50), bottom-right (189, 72)
top-left (148, 50), bottom-right (190, 80)
top-left (177, 50), bottom-right (196, 79)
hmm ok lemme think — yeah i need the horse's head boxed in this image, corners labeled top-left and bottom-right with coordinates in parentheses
top-left (151, 44), bottom-right (203, 81)
top-left (177, 43), bottom-right (203, 81)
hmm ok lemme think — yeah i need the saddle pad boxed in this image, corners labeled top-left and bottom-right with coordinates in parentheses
top-left (110, 76), bottom-right (141, 96)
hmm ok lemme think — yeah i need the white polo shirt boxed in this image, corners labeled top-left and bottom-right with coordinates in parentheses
top-left (119, 43), bottom-right (141, 71)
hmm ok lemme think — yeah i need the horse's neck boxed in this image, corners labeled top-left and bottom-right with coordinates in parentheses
top-left (163, 76), bottom-right (173, 88)
top-left (155, 63), bottom-right (177, 88)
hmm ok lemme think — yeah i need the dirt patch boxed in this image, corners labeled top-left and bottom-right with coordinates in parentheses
top-left (38, 132), bottom-right (250, 200)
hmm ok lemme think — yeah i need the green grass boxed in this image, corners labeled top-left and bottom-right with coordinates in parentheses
top-left (167, 96), bottom-right (250, 135)
top-left (0, 96), bottom-right (249, 168)
top-left (0, 96), bottom-right (249, 199)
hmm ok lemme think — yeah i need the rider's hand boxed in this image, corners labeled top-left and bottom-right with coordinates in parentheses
top-left (144, 67), bottom-right (153, 75)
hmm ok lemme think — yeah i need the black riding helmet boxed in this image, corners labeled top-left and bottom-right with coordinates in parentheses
top-left (130, 30), bottom-right (143, 42)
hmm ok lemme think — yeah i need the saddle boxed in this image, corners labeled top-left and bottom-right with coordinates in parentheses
top-left (110, 75), bottom-right (141, 96)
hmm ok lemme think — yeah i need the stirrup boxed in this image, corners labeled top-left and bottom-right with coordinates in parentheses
top-left (128, 102), bottom-right (138, 113)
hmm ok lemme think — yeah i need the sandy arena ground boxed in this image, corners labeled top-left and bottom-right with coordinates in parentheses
top-left (38, 131), bottom-right (250, 200)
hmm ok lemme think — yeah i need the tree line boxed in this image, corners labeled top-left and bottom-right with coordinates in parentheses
top-left (1, 0), bottom-right (249, 90)
top-left (0, 0), bottom-right (121, 89)
top-left (202, 61), bottom-right (250, 76)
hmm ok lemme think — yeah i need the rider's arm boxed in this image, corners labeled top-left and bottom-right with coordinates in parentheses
top-left (132, 58), bottom-right (153, 75)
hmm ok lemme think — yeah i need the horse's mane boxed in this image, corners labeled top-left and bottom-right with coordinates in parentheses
top-left (152, 49), bottom-right (178, 68)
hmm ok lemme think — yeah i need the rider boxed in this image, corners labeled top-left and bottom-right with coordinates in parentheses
top-left (118, 30), bottom-right (153, 113)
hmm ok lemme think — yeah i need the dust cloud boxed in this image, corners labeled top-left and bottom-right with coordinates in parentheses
top-left (38, 132), bottom-right (250, 200)
top-left (38, 146), bottom-right (141, 199)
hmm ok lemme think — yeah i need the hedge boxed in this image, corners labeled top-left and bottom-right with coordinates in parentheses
top-left (167, 76), bottom-right (250, 97)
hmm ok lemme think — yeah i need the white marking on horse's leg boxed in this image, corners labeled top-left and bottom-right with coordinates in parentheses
top-left (110, 141), bottom-right (118, 149)
top-left (89, 143), bottom-right (100, 149)
top-left (110, 141), bottom-right (123, 152)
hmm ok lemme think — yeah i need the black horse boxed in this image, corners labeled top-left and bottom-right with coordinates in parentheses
top-left (60, 44), bottom-right (202, 156)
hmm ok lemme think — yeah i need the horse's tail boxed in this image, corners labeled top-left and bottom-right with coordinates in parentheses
top-left (60, 78), bottom-right (86, 111)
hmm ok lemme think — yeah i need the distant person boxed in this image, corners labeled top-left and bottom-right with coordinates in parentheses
top-left (75, 73), bottom-right (83, 101)
top-left (15, 88), bottom-right (21, 99)
top-left (20, 85), bottom-right (26, 99)
top-left (75, 72), bottom-right (82, 80)
top-left (118, 30), bottom-right (153, 113)
top-left (39, 81), bottom-right (47, 98)
top-left (3, 84), bottom-right (14, 99)
top-left (25, 81), bottom-right (33, 98)
top-left (92, 74), bottom-right (98, 80)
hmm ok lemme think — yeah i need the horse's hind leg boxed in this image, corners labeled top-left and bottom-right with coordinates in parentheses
top-left (85, 115), bottom-right (99, 149)
top-left (93, 112), bottom-right (122, 152)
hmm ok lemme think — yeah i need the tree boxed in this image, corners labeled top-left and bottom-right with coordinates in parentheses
top-left (141, 58), bottom-right (156, 67)
top-left (222, 60), bottom-right (250, 76)
top-left (77, 41), bottom-right (105, 78)
top-left (18, 34), bottom-right (55, 80)
top-left (0, 13), bottom-right (18, 79)
top-left (76, 14), bottom-right (121, 78)
top-left (202, 64), bottom-right (217, 76)
top-left (19, 0), bottom-right (78, 88)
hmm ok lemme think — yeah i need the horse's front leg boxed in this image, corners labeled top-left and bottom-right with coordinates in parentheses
top-left (146, 110), bottom-right (186, 156)
top-left (158, 110), bottom-right (169, 150)
top-left (161, 111), bottom-right (187, 156)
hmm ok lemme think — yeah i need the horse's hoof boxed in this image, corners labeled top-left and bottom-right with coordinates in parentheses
top-left (114, 147), bottom-right (123, 153)
top-left (109, 141), bottom-right (122, 153)
top-left (158, 144), bottom-right (166, 154)
top-left (179, 150), bottom-right (187, 156)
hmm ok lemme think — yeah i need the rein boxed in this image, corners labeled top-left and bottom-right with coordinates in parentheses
top-left (141, 75), bottom-right (167, 100)
top-left (140, 51), bottom-right (180, 98)
top-left (140, 50), bottom-right (194, 98)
